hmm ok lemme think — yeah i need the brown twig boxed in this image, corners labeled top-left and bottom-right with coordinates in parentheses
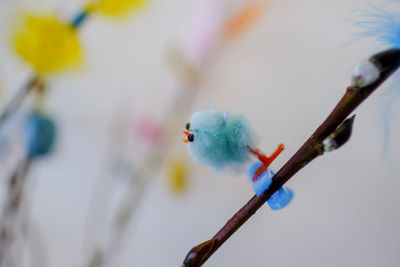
top-left (0, 76), bottom-right (42, 132)
top-left (0, 157), bottom-right (32, 267)
top-left (182, 48), bottom-right (400, 267)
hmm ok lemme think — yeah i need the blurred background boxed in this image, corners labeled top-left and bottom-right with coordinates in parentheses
top-left (0, 0), bottom-right (399, 266)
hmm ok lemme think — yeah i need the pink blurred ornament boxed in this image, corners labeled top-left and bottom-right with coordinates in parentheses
top-left (182, 0), bottom-right (230, 67)
top-left (135, 118), bottom-right (164, 144)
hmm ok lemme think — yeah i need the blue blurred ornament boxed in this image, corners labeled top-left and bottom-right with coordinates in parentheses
top-left (24, 112), bottom-right (56, 158)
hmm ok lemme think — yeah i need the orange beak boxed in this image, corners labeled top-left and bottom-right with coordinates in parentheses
top-left (183, 131), bottom-right (190, 143)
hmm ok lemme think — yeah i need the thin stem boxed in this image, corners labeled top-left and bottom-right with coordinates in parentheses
top-left (182, 48), bottom-right (400, 267)
top-left (0, 76), bottom-right (39, 132)
top-left (0, 157), bottom-right (32, 267)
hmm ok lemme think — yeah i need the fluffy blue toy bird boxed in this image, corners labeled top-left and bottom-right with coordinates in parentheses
top-left (183, 107), bottom-right (293, 209)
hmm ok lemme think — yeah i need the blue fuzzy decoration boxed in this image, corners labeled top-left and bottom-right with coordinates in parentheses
top-left (24, 112), bottom-right (57, 158)
top-left (354, 5), bottom-right (400, 49)
top-left (354, 5), bottom-right (400, 154)
top-left (186, 108), bottom-right (257, 172)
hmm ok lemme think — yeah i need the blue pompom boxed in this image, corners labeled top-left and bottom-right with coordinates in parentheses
top-left (248, 162), bottom-right (293, 210)
top-left (186, 108), bottom-right (257, 172)
top-left (24, 112), bottom-right (57, 158)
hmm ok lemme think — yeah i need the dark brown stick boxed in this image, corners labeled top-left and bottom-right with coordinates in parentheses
top-left (182, 49), bottom-right (400, 267)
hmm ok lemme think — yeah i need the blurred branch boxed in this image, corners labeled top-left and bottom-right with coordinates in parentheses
top-left (0, 76), bottom-right (40, 133)
top-left (0, 157), bottom-right (32, 267)
top-left (84, 82), bottom-right (200, 267)
top-left (182, 49), bottom-right (400, 266)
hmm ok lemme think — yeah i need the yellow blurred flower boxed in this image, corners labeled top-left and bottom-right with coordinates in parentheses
top-left (166, 159), bottom-right (188, 194)
top-left (12, 13), bottom-right (82, 74)
top-left (88, 0), bottom-right (146, 18)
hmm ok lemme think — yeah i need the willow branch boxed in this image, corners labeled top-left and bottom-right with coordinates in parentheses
top-left (182, 48), bottom-right (400, 267)
top-left (0, 157), bottom-right (32, 267)
top-left (0, 76), bottom-right (40, 132)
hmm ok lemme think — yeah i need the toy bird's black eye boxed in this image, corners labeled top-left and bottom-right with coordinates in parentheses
top-left (186, 122), bottom-right (190, 130)
top-left (188, 134), bottom-right (194, 142)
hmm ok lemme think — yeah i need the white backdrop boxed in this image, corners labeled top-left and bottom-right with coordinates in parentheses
top-left (0, 0), bottom-right (399, 266)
